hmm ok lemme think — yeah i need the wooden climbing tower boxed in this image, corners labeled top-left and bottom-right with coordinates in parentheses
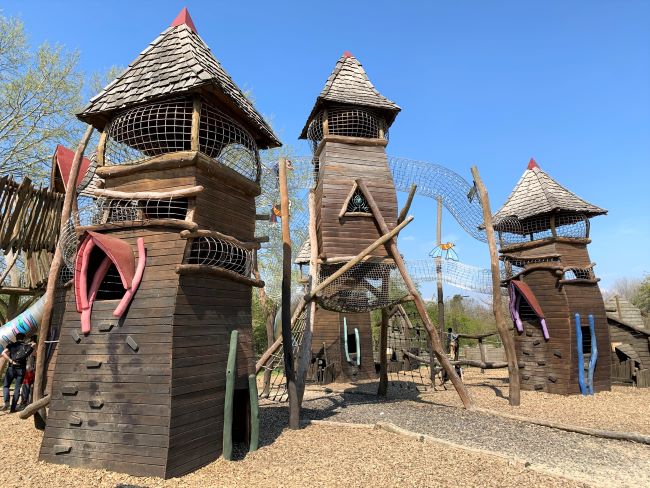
top-left (39, 9), bottom-right (279, 477)
top-left (299, 52), bottom-right (402, 381)
top-left (497, 159), bottom-right (611, 395)
top-left (297, 54), bottom-right (470, 410)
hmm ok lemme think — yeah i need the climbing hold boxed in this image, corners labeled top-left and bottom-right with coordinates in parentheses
top-left (70, 330), bottom-right (81, 343)
top-left (99, 322), bottom-right (114, 332)
top-left (553, 350), bottom-right (562, 358)
top-left (54, 444), bottom-right (71, 454)
top-left (548, 375), bottom-right (558, 383)
top-left (61, 386), bottom-right (78, 396)
top-left (89, 398), bottom-right (104, 409)
top-left (126, 335), bottom-right (139, 352)
top-left (85, 360), bottom-right (102, 368)
top-left (533, 339), bottom-right (541, 346)
top-left (69, 415), bottom-right (82, 426)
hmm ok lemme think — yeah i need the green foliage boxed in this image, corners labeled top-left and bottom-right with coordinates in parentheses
top-left (631, 274), bottom-right (650, 319)
top-left (0, 14), bottom-right (83, 182)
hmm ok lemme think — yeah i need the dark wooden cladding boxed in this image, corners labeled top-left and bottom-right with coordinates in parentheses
top-left (316, 142), bottom-right (397, 260)
top-left (41, 148), bottom-right (258, 477)
top-left (505, 238), bottom-right (611, 395)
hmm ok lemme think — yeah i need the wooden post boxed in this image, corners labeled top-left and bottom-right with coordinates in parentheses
top-left (223, 330), bottom-right (238, 460)
top-left (248, 374), bottom-right (259, 452)
top-left (278, 158), bottom-right (300, 429)
top-left (355, 180), bottom-right (473, 409)
top-left (96, 130), bottom-right (108, 166)
top-left (397, 184), bottom-right (417, 225)
top-left (191, 97), bottom-right (201, 152)
top-left (296, 190), bottom-right (318, 403)
top-left (436, 196), bottom-right (445, 348)
top-left (470, 166), bottom-right (520, 407)
top-left (478, 338), bottom-right (486, 374)
top-left (33, 126), bottom-right (94, 415)
top-left (377, 307), bottom-right (389, 396)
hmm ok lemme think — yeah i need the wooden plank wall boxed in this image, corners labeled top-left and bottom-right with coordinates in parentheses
top-left (519, 267), bottom-right (572, 395)
top-left (310, 309), bottom-right (375, 382)
top-left (44, 285), bottom-right (70, 394)
top-left (316, 142), bottom-right (397, 260)
top-left (40, 227), bottom-right (184, 477)
top-left (167, 274), bottom-right (254, 477)
top-left (609, 320), bottom-right (650, 368)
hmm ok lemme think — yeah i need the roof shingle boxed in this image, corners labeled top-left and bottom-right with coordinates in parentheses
top-left (300, 53), bottom-right (400, 138)
top-left (78, 22), bottom-right (280, 148)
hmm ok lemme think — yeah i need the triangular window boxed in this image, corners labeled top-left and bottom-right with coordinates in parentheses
top-left (339, 182), bottom-right (374, 219)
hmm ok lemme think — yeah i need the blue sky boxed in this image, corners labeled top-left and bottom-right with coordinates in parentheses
top-left (3, 1), bottom-right (649, 297)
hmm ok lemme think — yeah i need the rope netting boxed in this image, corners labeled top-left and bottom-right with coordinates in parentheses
top-left (259, 305), bottom-right (307, 402)
top-left (386, 305), bottom-right (433, 391)
top-left (494, 213), bottom-right (589, 246)
top-left (187, 236), bottom-right (253, 277)
top-left (306, 106), bottom-right (388, 153)
top-left (316, 260), bottom-right (409, 313)
top-left (103, 97), bottom-right (261, 181)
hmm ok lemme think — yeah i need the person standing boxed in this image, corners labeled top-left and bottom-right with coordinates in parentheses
top-left (18, 362), bottom-right (35, 412)
top-left (2, 333), bottom-right (35, 413)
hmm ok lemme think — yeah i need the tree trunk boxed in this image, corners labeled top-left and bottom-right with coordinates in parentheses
top-left (33, 126), bottom-right (94, 410)
top-left (278, 158), bottom-right (300, 429)
top-left (470, 166), bottom-right (520, 406)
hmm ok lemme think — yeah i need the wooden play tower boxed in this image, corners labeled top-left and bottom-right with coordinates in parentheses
top-left (296, 53), bottom-right (469, 406)
top-left (497, 159), bottom-right (611, 395)
top-left (39, 9), bottom-right (279, 477)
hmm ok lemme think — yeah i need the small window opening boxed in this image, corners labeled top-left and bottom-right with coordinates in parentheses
top-left (581, 326), bottom-right (592, 355)
top-left (86, 246), bottom-right (124, 301)
top-left (564, 268), bottom-right (593, 280)
top-left (347, 334), bottom-right (357, 354)
top-left (142, 198), bottom-right (188, 220)
top-left (517, 297), bottom-right (538, 322)
top-left (187, 237), bottom-right (250, 276)
top-left (346, 188), bottom-right (370, 213)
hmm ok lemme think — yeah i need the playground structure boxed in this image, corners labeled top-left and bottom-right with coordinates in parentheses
top-left (496, 160), bottom-right (611, 394)
top-left (35, 10), bottom-right (273, 478)
top-left (0, 6), bottom-right (629, 480)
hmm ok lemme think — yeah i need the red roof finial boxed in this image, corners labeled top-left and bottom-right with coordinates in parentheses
top-left (527, 158), bottom-right (539, 170)
top-left (343, 51), bottom-right (353, 58)
top-left (171, 7), bottom-right (197, 34)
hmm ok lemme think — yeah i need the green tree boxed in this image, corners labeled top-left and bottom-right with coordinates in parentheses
top-left (631, 274), bottom-right (650, 324)
top-left (0, 14), bottom-right (83, 182)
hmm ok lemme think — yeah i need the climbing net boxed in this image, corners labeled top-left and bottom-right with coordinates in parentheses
top-left (187, 236), bottom-right (253, 277)
top-left (386, 305), bottom-right (434, 391)
top-left (306, 106), bottom-right (388, 153)
top-left (494, 213), bottom-right (589, 246)
top-left (259, 305), bottom-right (307, 402)
top-left (103, 97), bottom-right (261, 181)
top-left (316, 260), bottom-right (410, 313)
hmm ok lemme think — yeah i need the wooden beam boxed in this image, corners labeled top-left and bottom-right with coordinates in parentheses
top-left (91, 186), bottom-right (204, 200)
top-left (191, 97), bottom-right (201, 152)
top-left (296, 190), bottom-right (318, 404)
top-left (76, 219), bottom-right (198, 233)
top-left (279, 157), bottom-right (300, 429)
top-left (96, 130), bottom-right (108, 166)
top-left (180, 229), bottom-right (261, 250)
top-left (33, 125), bottom-right (94, 416)
top-left (378, 308), bottom-right (389, 396)
top-left (314, 135), bottom-right (388, 158)
top-left (355, 179), bottom-right (473, 409)
top-left (436, 195), bottom-right (445, 348)
top-left (303, 216), bottom-right (413, 303)
top-left (397, 184), bottom-right (417, 225)
top-left (176, 264), bottom-right (264, 288)
top-left (471, 166), bottom-right (520, 407)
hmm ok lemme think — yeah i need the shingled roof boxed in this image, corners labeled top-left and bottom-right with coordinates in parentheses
top-left (493, 159), bottom-right (607, 222)
top-left (300, 52), bottom-right (401, 138)
top-left (77, 8), bottom-right (280, 149)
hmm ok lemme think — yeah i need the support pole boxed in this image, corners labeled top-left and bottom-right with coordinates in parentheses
top-left (436, 196), bottom-right (445, 349)
top-left (397, 184), bottom-right (417, 225)
top-left (33, 126), bottom-right (94, 420)
top-left (296, 190), bottom-right (318, 404)
top-left (248, 374), bottom-right (259, 452)
top-left (355, 180), bottom-right (473, 409)
top-left (470, 166), bottom-right (520, 406)
top-left (377, 307), bottom-right (389, 396)
top-left (223, 330), bottom-right (238, 460)
top-left (278, 157), bottom-right (300, 429)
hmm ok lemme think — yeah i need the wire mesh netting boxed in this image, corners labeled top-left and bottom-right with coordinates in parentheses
top-left (104, 98), bottom-right (193, 164)
top-left (103, 97), bottom-right (260, 181)
top-left (386, 305), bottom-right (434, 391)
top-left (306, 106), bottom-right (388, 153)
top-left (316, 260), bottom-right (409, 313)
top-left (493, 213), bottom-right (589, 246)
top-left (187, 236), bottom-right (252, 277)
top-left (259, 305), bottom-right (307, 402)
